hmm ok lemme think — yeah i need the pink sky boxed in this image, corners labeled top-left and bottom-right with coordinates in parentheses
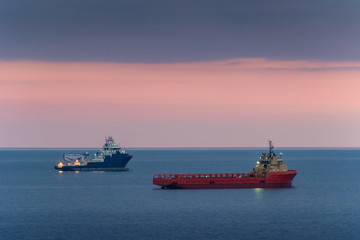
top-left (1, 59), bottom-right (360, 147)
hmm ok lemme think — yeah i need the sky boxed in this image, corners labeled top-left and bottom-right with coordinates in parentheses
top-left (1, 0), bottom-right (360, 147)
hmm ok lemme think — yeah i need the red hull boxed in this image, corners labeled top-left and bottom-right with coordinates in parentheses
top-left (153, 170), bottom-right (297, 189)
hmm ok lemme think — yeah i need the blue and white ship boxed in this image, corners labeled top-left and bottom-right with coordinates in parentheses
top-left (55, 136), bottom-right (132, 171)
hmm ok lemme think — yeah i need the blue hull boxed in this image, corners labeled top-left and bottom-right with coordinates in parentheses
top-left (55, 152), bottom-right (132, 171)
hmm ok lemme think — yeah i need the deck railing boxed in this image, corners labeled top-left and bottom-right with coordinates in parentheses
top-left (153, 173), bottom-right (250, 179)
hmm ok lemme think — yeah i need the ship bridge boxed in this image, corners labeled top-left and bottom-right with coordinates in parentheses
top-left (255, 140), bottom-right (288, 173)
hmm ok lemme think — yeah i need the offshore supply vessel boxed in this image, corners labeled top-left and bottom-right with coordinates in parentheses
top-left (153, 141), bottom-right (297, 189)
top-left (55, 136), bottom-right (132, 171)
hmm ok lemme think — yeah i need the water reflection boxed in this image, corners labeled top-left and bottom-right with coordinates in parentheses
top-left (254, 188), bottom-right (264, 199)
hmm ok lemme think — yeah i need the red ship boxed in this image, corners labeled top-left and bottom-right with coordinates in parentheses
top-left (153, 141), bottom-right (297, 189)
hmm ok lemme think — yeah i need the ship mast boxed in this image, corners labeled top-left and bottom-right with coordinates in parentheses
top-left (269, 140), bottom-right (274, 157)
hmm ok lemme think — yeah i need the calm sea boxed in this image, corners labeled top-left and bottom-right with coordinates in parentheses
top-left (0, 149), bottom-right (359, 240)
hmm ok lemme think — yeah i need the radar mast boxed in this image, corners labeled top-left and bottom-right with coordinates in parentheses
top-left (269, 140), bottom-right (274, 157)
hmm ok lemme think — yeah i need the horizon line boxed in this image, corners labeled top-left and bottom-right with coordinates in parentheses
top-left (1, 147), bottom-right (360, 150)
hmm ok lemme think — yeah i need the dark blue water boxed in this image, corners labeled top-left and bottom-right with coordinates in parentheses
top-left (0, 149), bottom-right (359, 240)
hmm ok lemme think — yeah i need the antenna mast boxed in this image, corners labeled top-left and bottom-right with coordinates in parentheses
top-left (269, 140), bottom-right (274, 156)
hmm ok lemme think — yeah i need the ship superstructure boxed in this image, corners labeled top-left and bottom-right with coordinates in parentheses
top-left (253, 140), bottom-right (288, 175)
top-left (153, 140), bottom-right (297, 189)
top-left (55, 136), bottom-right (132, 171)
